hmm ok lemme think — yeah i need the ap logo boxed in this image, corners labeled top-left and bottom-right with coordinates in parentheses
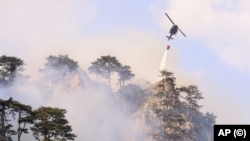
top-left (218, 129), bottom-right (231, 136)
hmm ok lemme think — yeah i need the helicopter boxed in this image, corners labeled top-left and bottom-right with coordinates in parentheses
top-left (165, 13), bottom-right (186, 40)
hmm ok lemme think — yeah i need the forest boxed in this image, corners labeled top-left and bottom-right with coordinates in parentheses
top-left (0, 54), bottom-right (216, 141)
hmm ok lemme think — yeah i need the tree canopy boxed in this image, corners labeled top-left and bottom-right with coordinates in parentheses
top-left (117, 65), bottom-right (135, 87)
top-left (0, 55), bottom-right (24, 86)
top-left (89, 55), bottom-right (135, 88)
top-left (45, 55), bottom-right (78, 71)
top-left (146, 71), bottom-right (216, 141)
top-left (31, 106), bottom-right (76, 141)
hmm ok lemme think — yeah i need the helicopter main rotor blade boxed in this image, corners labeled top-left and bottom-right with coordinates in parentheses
top-left (178, 28), bottom-right (186, 37)
top-left (165, 13), bottom-right (175, 25)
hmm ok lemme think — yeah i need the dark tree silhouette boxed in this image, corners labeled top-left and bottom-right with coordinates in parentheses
top-left (0, 97), bottom-right (14, 140)
top-left (88, 55), bottom-right (121, 88)
top-left (11, 100), bottom-right (33, 141)
top-left (117, 65), bottom-right (135, 87)
top-left (31, 107), bottom-right (76, 141)
top-left (88, 60), bottom-right (102, 81)
top-left (146, 71), bottom-right (216, 141)
top-left (40, 54), bottom-right (89, 90)
top-left (45, 55), bottom-right (78, 71)
top-left (178, 85), bottom-right (203, 122)
top-left (0, 55), bottom-right (24, 86)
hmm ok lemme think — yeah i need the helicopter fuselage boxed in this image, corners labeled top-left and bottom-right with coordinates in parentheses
top-left (166, 25), bottom-right (178, 40)
top-left (170, 25), bottom-right (178, 35)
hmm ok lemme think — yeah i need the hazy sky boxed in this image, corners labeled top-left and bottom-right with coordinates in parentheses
top-left (0, 0), bottom-right (249, 125)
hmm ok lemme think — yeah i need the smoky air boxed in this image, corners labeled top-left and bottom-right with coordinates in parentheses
top-left (0, 54), bottom-right (215, 141)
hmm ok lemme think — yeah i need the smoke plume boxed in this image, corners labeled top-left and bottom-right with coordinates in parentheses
top-left (0, 63), bottom-right (146, 141)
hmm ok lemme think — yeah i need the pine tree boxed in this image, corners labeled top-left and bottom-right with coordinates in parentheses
top-left (117, 65), bottom-right (135, 87)
top-left (31, 106), bottom-right (76, 141)
top-left (146, 71), bottom-right (215, 141)
top-left (11, 100), bottom-right (33, 141)
top-left (88, 55), bottom-right (121, 88)
top-left (0, 97), bottom-right (14, 140)
top-left (0, 55), bottom-right (24, 86)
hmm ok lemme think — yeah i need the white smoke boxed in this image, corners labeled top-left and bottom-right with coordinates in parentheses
top-left (0, 66), bottom-right (146, 141)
